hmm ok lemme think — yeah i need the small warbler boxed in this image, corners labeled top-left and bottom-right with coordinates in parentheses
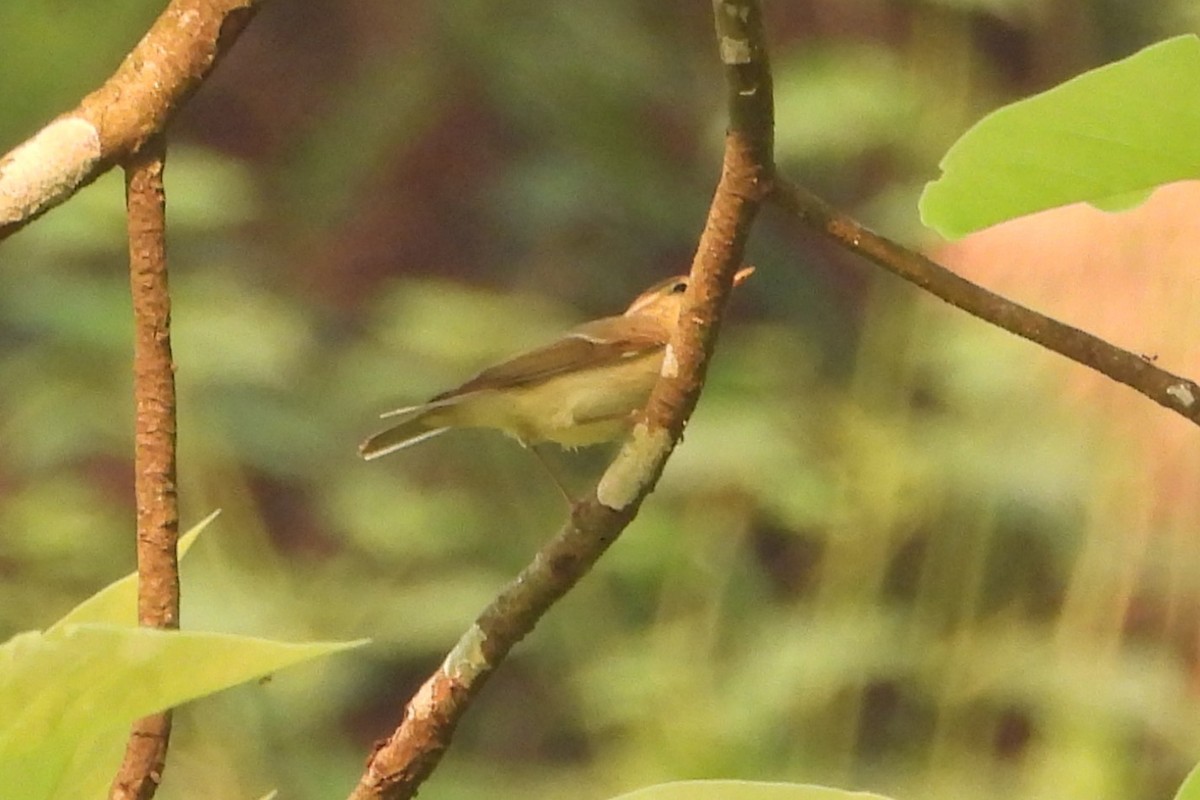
top-left (359, 267), bottom-right (753, 460)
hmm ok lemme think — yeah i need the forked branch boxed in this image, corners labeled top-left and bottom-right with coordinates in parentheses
top-left (346, 2), bottom-right (774, 798)
top-left (0, 0), bottom-right (260, 243)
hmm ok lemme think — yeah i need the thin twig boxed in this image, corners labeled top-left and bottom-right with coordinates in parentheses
top-left (769, 177), bottom-right (1200, 424)
top-left (346, 2), bottom-right (774, 798)
top-left (108, 135), bottom-right (181, 800)
top-left (0, 0), bottom-right (261, 242)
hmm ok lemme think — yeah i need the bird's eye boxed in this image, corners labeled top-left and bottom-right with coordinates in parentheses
top-left (670, 281), bottom-right (687, 294)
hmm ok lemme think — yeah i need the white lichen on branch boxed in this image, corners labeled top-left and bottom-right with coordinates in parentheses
top-left (719, 37), bottom-right (752, 64)
top-left (442, 624), bottom-right (489, 683)
top-left (0, 117), bottom-right (101, 225)
top-left (1166, 383), bottom-right (1196, 408)
top-left (661, 344), bottom-right (680, 379)
top-left (596, 424), bottom-right (671, 510)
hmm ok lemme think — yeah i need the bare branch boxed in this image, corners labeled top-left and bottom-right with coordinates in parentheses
top-left (0, 0), bottom-right (260, 243)
top-left (346, 2), bottom-right (774, 798)
top-left (769, 177), bottom-right (1200, 424)
top-left (108, 135), bottom-right (181, 800)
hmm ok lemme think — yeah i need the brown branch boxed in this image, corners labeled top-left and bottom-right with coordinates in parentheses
top-left (769, 178), bottom-right (1200, 424)
top-left (346, 2), bottom-right (774, 798)
top-left (0, 0), bottom-right (260, 243)
top-left (108, 135), bottom-right (180, 800)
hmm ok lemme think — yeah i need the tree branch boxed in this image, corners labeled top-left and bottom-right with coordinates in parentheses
top-left (0, 0), bottom-right (260, 243)
top-left (108, 135), bottom-right (181, 800)
top-left (346, 2), bottom-right (774, 798)
top-left (769, 177), bottom-right (1200, 424)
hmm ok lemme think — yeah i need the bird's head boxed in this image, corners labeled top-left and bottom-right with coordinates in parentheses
top-left (623, 265), bottom-right (755, 325)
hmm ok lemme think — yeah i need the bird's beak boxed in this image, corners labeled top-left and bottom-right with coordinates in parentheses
top-left (733, 265), bottom-right (755, 286)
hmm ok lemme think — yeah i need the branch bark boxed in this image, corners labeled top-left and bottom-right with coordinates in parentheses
top-left (769, 178), bottom-right (1200, 425)
top-left (346, 2), bottom-right (774, 798)
top-left (0, 1), bottom-right (256, 795)
top-left (0, 0), bottom-right (260, 243)
top-left (108, 135), bottom-right (181, 800)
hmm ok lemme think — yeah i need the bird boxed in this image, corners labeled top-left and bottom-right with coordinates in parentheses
top-left (358, 266), bottom-right (754, 461)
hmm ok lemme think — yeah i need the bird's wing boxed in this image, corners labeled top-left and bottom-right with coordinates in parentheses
top-left (431, 314), bottom-right (669, 401)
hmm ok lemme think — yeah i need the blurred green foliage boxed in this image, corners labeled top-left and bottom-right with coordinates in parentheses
top-left (2, 2), bottom-right (1199, 800)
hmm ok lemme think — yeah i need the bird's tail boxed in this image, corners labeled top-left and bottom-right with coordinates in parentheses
top-left (358, 404), bottom-right (451, 460)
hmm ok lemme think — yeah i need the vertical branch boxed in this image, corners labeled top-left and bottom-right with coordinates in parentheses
top-left (108, 134), bottom-right (180, 800)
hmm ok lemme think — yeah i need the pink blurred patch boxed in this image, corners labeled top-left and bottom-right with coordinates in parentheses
top-left (934, 181), bottom-right (1200, 662)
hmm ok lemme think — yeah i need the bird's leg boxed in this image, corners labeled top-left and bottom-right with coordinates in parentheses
top-left (522, 441), bottom-right (576, 507)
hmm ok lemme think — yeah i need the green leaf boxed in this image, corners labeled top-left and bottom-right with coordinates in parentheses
top-left (1174, 761), bottom-right (1200, 800)
top-left (0, 624), bottom-right (366, 800)
top-left (5, 510), bottom-right (366, 800)
top-left (608, 781), bottom-right (894, 800)
top-left (920, 35), bottom-right (1200, 238)
top-left (48, 510), bottom-right (219, 632)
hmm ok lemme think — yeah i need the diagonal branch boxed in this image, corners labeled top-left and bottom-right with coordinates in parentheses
top-left (346, 2), bottom-right (773, 798)
top-left (0, 0), bottom-right (261, 243)
top-left (769, 177), bottom-right (1200, 424)
top-left (108, 135), bottom-right (181, 800)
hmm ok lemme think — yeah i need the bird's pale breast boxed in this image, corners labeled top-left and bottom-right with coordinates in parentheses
top-left (442, 349), bottom-right (665, 447)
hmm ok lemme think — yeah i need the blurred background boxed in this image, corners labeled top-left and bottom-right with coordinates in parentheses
top-left (2, 1), bottom-right (1200, 799)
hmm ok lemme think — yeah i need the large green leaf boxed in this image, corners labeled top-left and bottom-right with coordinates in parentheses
top-left (608, 781), bottom-right (894, 800)
top-left (1, 510), bottom-right (366, 800)
top-left (0, 625), bottom-right (365, 800)
top-left (920, 35), bottom-right (1200, 238)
